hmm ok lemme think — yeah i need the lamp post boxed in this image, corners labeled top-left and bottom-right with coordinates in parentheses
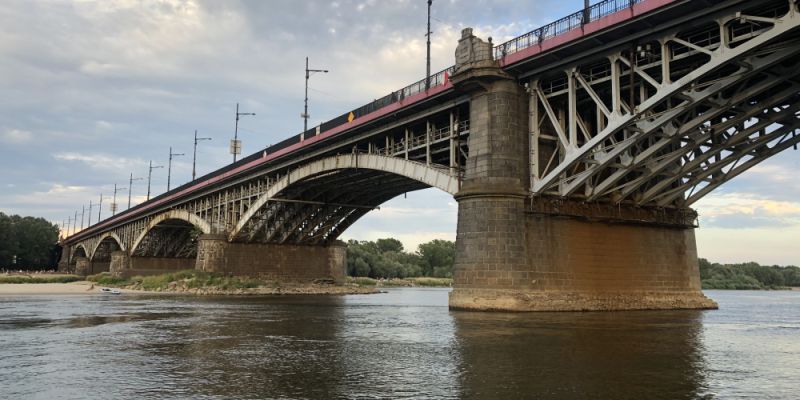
top-left (193, 130), bottom-right (212, 180)
top-left (168, 147), bottom-right (184, 191)
top-left (128, 173), bottom-right (143, 209)
top-left (73, 211), bottom-right (78, 235)
top-left (303, 57), bottom-right (328, 133)
top-left (98, 193), bottom-right (103, 222)
top-left (87, 200), bottom-right (96, 226)
top-left (425, 0), bottom-right (433, 90)
top-left (147, 160), bottom-right (163, 201)
top-left (111, 184), bottom-right (127, 216)
top-left (80, 205), bottom-right (85, 230)
top-left (232, 103), bottom-right (255, 163)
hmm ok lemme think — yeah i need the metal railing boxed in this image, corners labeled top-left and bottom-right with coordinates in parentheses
top-left (493, 0), bottom-right (645, 60)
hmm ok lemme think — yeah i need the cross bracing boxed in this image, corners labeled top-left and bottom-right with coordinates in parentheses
top-left (527, 0), bottom-right (800, 207)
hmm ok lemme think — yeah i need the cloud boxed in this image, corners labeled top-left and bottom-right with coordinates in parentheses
top-left (1, 128), bottom-right (33, 144)
top-left (696, 192), bottom-right (800, 229)
top-left (53, 152), bottom-right (147, 172)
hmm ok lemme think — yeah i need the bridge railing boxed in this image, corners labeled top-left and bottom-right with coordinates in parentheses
top-left (493, 0), bottom-right (644, 60)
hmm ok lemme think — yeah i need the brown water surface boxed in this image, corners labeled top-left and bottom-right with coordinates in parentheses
top-left (0, 289), bottom-right (798, 399)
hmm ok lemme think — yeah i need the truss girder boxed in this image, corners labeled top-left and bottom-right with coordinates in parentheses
top-left (528, 4), bottom-right (800, 207)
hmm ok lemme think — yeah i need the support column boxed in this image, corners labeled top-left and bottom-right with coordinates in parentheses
top-left (447, 28), bottom-right (716, 311)
top-left (57, 245), bottom-right (71, 273)
top-left (196, 234), bottom-right (346, 283)
top-left (449, 28), bottom-right (532, 311)
top-left (109, 251), bottom-right (130, 277)
top-left (74, 257), bottom-right (90, 276)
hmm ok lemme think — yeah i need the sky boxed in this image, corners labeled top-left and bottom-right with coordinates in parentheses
top-left (0, 0), bottom-right (798, 266)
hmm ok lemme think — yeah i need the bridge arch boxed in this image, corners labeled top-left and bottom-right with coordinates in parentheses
top-left (130, 209), bottom-right (212, 256)
top-left (230, 154), bottom-right (459, 242)
top-left (69, 243), bottom-right (89, 264)
top-left (89, 232), bottom-right (125, 260)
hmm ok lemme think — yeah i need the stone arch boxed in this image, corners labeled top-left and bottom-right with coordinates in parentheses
top-left (90, 232), bottom-right (125, 260)
top-left (130, 209), bottom-right (211, 256)
top-left (230, 154), bottom-right (459, 241)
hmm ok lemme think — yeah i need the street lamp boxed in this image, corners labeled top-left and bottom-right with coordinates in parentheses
top-left (304, 57), bottom-right (328, 133)
top-left (128, 173), bottom-right (144, 209)
top-left (425, 0), bottom-right (433, 90)
top-left (87, 200), bottom-right (96, 226)
top-left (147, 160), bottom-right (163, 201)
top-left (193, 129), bottom-right (212, 181)
top-left (111, 184), bottom-right (127, 216)
top-left (168, 146), bottom-right (184, 191)
top-left (98, 193), bottom-right (103, 222)
top-left (232, 103), bottom-right (255, 163)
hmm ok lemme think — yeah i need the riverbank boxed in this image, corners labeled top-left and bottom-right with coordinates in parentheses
top-left (0, 281), bottom-right (140, 295)
top-left (0, 271), bottom-right (451, 296)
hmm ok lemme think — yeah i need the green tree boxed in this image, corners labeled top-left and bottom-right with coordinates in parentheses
top-left (0, 213), bottom-right (58, 269)
top-left (417, 239), bottom-right (455, 278)
top-left (376, 238), bottom-right (403, 253)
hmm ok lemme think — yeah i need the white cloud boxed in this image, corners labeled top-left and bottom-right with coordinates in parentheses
top-left (1, 128), bottom-right (33, 144)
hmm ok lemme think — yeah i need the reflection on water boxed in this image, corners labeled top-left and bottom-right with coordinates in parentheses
top-left (0, 289), bottom-right (798, 399)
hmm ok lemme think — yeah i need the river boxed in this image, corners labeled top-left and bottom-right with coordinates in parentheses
top-left (0, 288), bottom-right (798, 399)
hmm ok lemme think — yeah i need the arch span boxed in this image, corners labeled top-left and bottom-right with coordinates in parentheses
top-left (130, 209), bottom-right (212, 256)
top-left (69, 244), bottom-right (89, 264)
top-left (90, 232), bottom-right (125, 260)
top-left (230, 154), bottom-right (459, 241)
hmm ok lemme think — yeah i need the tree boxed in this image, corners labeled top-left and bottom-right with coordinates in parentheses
top-left (376, 238), bottom-right (403, 253)
top-left (417, 239), bottom-right (455, 278)
top-left (0, 213), bottom-right (59, 269)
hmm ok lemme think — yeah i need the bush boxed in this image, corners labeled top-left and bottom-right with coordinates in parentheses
top-left (86, 272), bottom-right (130, 285)
top-left (0, 275), bottom-right (83, 284)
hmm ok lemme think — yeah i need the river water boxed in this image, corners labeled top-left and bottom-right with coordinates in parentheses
top-left (0, 288), bottom-right (798, 399)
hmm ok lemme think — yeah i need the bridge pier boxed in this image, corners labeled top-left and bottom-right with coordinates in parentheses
top-left (448, 28), bottom-right (716, 311)
top-left (196, 235), bottom-right (346, 283)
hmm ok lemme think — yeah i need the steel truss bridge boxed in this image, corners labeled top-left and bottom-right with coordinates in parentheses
top-left (62, 0), bottom-right (800, 307)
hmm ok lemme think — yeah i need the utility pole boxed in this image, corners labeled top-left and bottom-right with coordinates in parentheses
top-left (111, 184), bottom-right (127, 216)
top-left (193, 130), bottom-right (212, 181)
top-left (87, 200), bottom-right (95, 226)
top-left (425, 0), bottom-right (433, 90)
top-left (73, 211), bottom-right (78, 235)
top-left (128, 173), bottom-right (143, 209)
top-left (583, 0), bottom-right (590, 24)
top-left (147, 160), bottom-right (164, 201)
top-left (168, 147), bottom-right (184, 191)
top-left (303, 58), bottom-right (328, 134)
top-left (80, 205), bottom-right (85, 230)
top-left (65, 216), bottom-right (72, 237)
top-left (232, 103), bottom-right (255, 163)
top-left (98, 193), bottom-right (103, 222)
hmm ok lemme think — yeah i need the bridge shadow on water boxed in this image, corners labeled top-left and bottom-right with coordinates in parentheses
top-left (452, 308), bottom-right (709, 399)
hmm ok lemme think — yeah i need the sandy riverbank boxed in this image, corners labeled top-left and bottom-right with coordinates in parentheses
top-left (0, 281), bottom-right (141, 295)
top-left (0, 280), bottom-right (380, 296)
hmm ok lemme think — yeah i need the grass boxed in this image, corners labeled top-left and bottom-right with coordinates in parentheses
top-left (88, 270), bottom-right (263, 291)
top-left (86, 272), bottom-right (130, 286)
top-left (0, 274), bottom-right (84, 284)
top-left (346, 276), bottom-right (452, 287)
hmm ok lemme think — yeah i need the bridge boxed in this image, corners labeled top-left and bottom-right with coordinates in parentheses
top-left (59, 0), bottom-right (800, 311)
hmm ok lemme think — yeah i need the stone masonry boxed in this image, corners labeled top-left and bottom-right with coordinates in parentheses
top-left (448, 29), bottom-right (716, 311)
top-left (196, 234), bottom-right (346, 283)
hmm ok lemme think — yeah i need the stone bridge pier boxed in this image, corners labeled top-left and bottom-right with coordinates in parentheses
top-left (195, 235), bottom-right (346, 284)
top-left (447, 29), bottom-right (716, 312)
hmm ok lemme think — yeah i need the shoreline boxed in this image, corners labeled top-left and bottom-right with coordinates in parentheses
top-left (0, 280), bottom-right (380, 296)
